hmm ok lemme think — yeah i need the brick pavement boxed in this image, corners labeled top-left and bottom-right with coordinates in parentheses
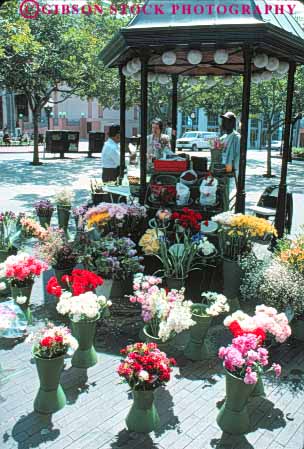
top-left (1, 275), bottom-right (304, 449)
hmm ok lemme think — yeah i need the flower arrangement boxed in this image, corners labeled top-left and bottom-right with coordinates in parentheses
top-left (139, 229), bottom-right (162, 255)
top-left (85, 203), bottom-right (147, 240)
top-left (171, 208), bottom-right (202, 233)
top-left (224, 305), bottom-right (291, 344)
top-left (0, 211), bottom-right (23, 251)
top-left (54, 188), bottom-right (74, 207)
top-left (36, 228), bottom-right (78, 269)
top-left (240, 253), bottom-right (304, 318)
top-left (276, 231), bottom-right (304, 275)
top-left (1, 252), bottom-right (48, 288)
top-left (20, 217), bottom-right (48, 241)
top-left (195, 234), bottom-right (216, 256)
top-left (192, 291), bottom-right (229, 317)
top-left (56, 291), bottom-right (111, 321)
top-left (130, 275), bottom-right (194, 341)
top-left (218, 334), bottom-right (281, 384)
top-left (79, 235), bottom-right (144, 281)
top-left (27, 323), bottom-right (78, 359)
top-left (46, 268), bottom-right (103, 298)
top-left (117, 342), bottom-right (176, 390)
top-left (34, 200), bottom-right (55, 217)
top-left (212, 212), bottom-right (277, 260)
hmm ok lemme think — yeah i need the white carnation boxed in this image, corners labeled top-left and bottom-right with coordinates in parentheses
top-left (16, 296), bottom-right (27, 305)
top-left (0, 281), bottom-right (7, 291)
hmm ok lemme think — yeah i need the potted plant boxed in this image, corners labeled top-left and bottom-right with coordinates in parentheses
top-left (72, 205), bottom-right (89, 233)
top-left (20, 216), bottom-right (48, 241)
top-left (34, 200), bottom-right (54, 228)
top-left (130, 274), bottom-right (195, 352)
top-left (37, 228), bottom-right (78, 286)
top-left (54, 277), bottom-right (111, 368)
top-left (54, 188), bottom-right (74, 232)
top-left (0, 211), bottom-right (23, 262)
top-left (212, 211), bottom-right (277, 300)
top-left (117, 342), bottom-right (176, 433)
top-left (184, 292), bottom-right (229, 361)
top-left (90, 179), bottom-right (112, 205)
top-left (171, 208), bottom-right (202, 234)
top-left (217, 333), bottom-right (281, 435)
top-left (26, 323), bottom-right (78, 414)
top-left (77, 235), bottom-right (144, 298)
top-left (0, 252), bottom-right (48, 323)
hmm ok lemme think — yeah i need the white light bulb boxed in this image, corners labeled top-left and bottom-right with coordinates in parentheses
top-left (162, 51), bottom-right (176, 66)
top-left (148, 72), bottom-right (156, 82)
top-left (277, 61), bottom-right (290, 75)
top-left (251, 72), bottom-right (262, 84)
top-left (206, 75), bottom-right (216, 87)
top-left (266, 56), bottom-right (279, 72)
top-left (132, 71), bottom-right (141, 81)
top-left (261, 70), bottom-right (272, 81)
top-left (122, 66), bottom-right (131, 77)
top-left (223, 75), bottom-right (234, 86)
top-left (127, 60), bottom-right (136, 74)
top-left (158, 73), bottom-right (169, 84)
top-left (214, 49), bottom-right (229, 65)
top-left (253, 53), bottom-right (268, 69)
top-left (187, 50), bottom-right (202, 65)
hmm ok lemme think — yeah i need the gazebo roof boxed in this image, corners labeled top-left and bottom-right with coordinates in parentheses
top-left (101, 0), bottom-right (304, 74)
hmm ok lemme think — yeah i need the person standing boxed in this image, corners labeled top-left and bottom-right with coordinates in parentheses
top-left (147, 118), bottom-right (170, 172)
top-left (101, 124), bottom-right (120, 182)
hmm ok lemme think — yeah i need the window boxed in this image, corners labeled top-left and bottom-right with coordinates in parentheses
top-left (134, 107), bottom-right (138, 120)
top-left (15, 94), bottom-right (29, 120)
top-left (98, 105), bottom-right (103, 118)
top-left (207, 113), bottom-right (219, 132)
top-left (132, 127), bottom-right (138, 136)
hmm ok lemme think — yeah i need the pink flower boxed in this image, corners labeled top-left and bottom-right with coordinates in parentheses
top-left (129, 297), bottom-right (137, 303)
top-left (272, 363), bottom-right (281, 377)
top-left (218, 347), bottom-right (227, 359)
top-left (244, 367), bottom-right (258, 384)
top-left (133, 282), bottom-right (140, 291)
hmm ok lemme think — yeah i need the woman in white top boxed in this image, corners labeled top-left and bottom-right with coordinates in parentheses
top-left (147, 118), bottom-right (170, 173)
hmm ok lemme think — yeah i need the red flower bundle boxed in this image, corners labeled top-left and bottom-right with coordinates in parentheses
top-left (171, 208), bottom-right (202, 232)
top-left (229, 320), bottom-right (266, 345)
top-left (46, 269), bottom-right (103, 298)
top-left (117, 342), bottom-right (176, 390)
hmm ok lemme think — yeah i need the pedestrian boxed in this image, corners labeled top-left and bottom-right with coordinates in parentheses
top-left (165, 121), bottom-right (173, 140)
top-left (220, 111), bottom-right (241, 206)
top-left (147, 118), bottom-right (170, 172)
top-left (101, 124), bottom-right (120, 182)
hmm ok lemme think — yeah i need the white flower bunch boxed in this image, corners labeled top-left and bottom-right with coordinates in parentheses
top-left (56, 291), bottom-right (111, 321)
top-left (201, 291), bottom-right (229, 316)
top-left (0, 281), bottom-right (7, 291)
top-left (54, 188), bottom-right (75, 207)
top-left (198, 237), bottom-right (216, 256)
top-left (223, 310), bottom-right (256, 329)
top-left (158, 299), bottom-right (195, 341)
top-left (211, 211), bottom-right (238, 226)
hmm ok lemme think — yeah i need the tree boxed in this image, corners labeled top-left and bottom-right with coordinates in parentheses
top-left (0, 0), bottom-right (125, 165)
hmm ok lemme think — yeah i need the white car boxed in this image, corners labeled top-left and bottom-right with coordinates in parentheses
top-left (176, 131), bottom-right (218, 151)
top-left (270, 140), bottom-right (282, 151)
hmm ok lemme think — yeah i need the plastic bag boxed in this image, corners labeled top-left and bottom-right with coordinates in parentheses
top-left (200, 176), bottom-right (218, 206)
top-left (176, 182), bottom-right (190, 206)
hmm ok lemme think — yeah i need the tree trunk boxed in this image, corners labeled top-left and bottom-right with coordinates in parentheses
top-left (32, 111), bottom-right (41, 166)
top-left (266, 128), bottom-right (272, 177)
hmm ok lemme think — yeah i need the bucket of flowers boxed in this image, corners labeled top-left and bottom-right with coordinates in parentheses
top-left (27, 323), bottom-right (78, 414)
top-left (0, 252), bottom-right (48, 323)
top-left (117, 342), bottom-right (176, 433)
top-left (34, 200), bottom-right (55, 228)
top-left (184, 292), bottom-right (229, 361)
top-left (47, 269), bottom-right (109, 368)
top-left (72, 205), bottom-right (89, 234)
top-left (130, 274), bottom-right (195, 353)
top-left (0, 211), bottom-right (23, 262)
top-left (54, 188), bottom-right (74, 232)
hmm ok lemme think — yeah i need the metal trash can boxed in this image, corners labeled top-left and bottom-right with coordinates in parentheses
top-left (45, 130), bottom-right (79, 158)
top-left (88, 132), bottom-right (105, 157)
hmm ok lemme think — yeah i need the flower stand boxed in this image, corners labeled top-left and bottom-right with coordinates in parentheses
top-left (217, 371), bottom-right (255, 435)
top-left (71, 317), bottom-right (98, 368)
top-left (33, 355), bottom-right (66, 414)
top-left (10, 282), bottom-right (34, 324)
top-left (184, 305), bottom-right (212, 361)
top-left (126, 390), bottom-right (160, 433)
top-left (38, 215), bottom-right (52, 229)
top-left (57, 206), bottom-right (71, 231)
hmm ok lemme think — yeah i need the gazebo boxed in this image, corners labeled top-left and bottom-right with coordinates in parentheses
top-left (100, 0), bottom-right (304, 238)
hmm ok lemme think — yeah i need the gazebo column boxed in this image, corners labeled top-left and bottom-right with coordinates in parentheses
top-left (140, 56), bottom-right (148, 204)
top-left (235, 48), bottom-right (252, 213)
top-left (171, 75), bottom-right (178, 152)
top-left (274, 62), bottom-right (296, 239)
top-left (119, 66), bottom-right (126, 182)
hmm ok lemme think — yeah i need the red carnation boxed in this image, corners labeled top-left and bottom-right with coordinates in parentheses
top-left (229, 321), bottom-right (244, 337)
top-left (40, 336), bottom-right (53, 347)
top-left (54, 335), bottom-right (63, 343)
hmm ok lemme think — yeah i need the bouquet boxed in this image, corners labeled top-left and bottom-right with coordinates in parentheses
top-left (54, 188), bottom-right (74, 208)
top-left (46, 268), bottom-right (104, 298)
top-left (218, 334), bottom-right (281, 384)
top-left (36, 227), bottom-right (78, 269)
top-left (130, 275), bottom-right (195, 341)
top-left (0, 211), bottom-right (23, 251)
top-left (1, 252), bottom-right (48, 288)
top-left (171, 208), bottom-right (202, 233)
top-left (79, 235), bottom-right (144, 281)
top-left (224, 305), bottom-right (291, 344)
top-left (139, 229), bottom-right (162, 255)
top-left (117, 342), bottom-right (176, 390)
top-left (27, 323), bottom-right (78, 359)
top-left (191, 291), bottom-right (229, 317)
top-left (34, 200), bottom-right (54, 217)
top-left (20, 217), bottom-right (48, 241)
top-left (276, 230), bottom-right (304, 275)
top-left (56, 291), bottom-right (111, 321)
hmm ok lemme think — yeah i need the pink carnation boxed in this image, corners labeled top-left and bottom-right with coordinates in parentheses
top-left (272, 363), bottom-right (282, 377)
top-left (244, 367), bottom-right (258, 384)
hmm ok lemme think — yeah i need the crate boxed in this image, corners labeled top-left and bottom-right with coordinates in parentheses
top-left (153, 160), bottom-right (189, 172)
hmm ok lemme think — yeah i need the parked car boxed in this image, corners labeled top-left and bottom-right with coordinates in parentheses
top-left (270, 140), bottom-right (282, 151)
top-left (176, 131), bottom-right (218, 151)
